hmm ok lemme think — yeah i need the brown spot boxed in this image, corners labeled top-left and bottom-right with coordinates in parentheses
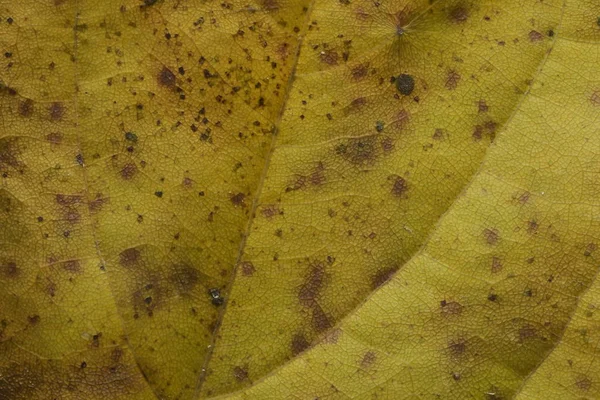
top-left (591, 91), bottom-right (600, 106)
top-left (276, 43), bottom-right (289, 61)
top-left (233, 366), bottom-right (248, 382)
top-left (392, 109), bottom-right (411, 130)
top-left (483, 228), bottom-right (500, 245)
top-left (361, 351), bottom-right (376, 368)
top-left (230, 192), bottom-right (246, 207)
top-left (584, 243), bottom-right (597, 257)
top-left (432, 129), bottom-right (445, 140)
top-left (448, 339), bottom-right (466, 358)
top-left (64, 208), bottom-right (81, 224)
top-left (518, 325), bottom-right (537, 342)
top-left (381, 136), bottom-right (394, 152)
top-left (287, 163), bottom-right (326, 191)
top-left (120, 163), bottom-right (137, 180)
top-left (576, 375), bottom-right (592, 391)
top-left (158, 67), bottom-right (177, 88)
top-left (240, 261), bottom-right (255, 276)
top-left (527, 220), bottom-right (538, 234)
top-left (441, 300), bottom-right (463, 315)
top-left (445, 70), bottom-right (461, 90)
top-left (350, 97), bottom-right (367, 109)
top-left (528, 30), bottom-right (544, 42)
top-left (312, 304), bottom-right (332, 333)
top-left (18, 99), bottom-right (34, 117)
top-left (0, 139), bottom-right (23, 171)
top-left (390, 176), bottom-right (408, 197)
top-left (371, 266), bottom-right (398, 289)
top-left (298, 263), bottom-right (325, 307)
top-left (171, 264), bottom-right (199, 294)
top-left (449, 6), bottom-right (469, 23)
top-left (518, 191), bottom-right (530, 203)
top-left (55, 194), bottom-right (83, 205)
top-left (182, 177), bottom-right (193, 187)
top-left (319, 49), bottom-right (339, 65)
top-left (27, 315), bottom-right (40, 325)
top-left (111, 348), bottom-right (123, 363)
top-left (351, 64), bottom-right (368, 80)
top-left (63, 260), bottom-right (81, 273)
top-left (261, 0), bottom-right (279, 10)
top-left (119, 248), bottom-right (140, 267)
top-left (88, 194), bottom-right (107, 213)
top-left (477, 100), bottom-right (489, 113)
top-left (46, 132), bottom-right (63, 144)
top-left (54, 0), bottom-right (66, 5)
top-left (335, 136), bottom-right (378, 165)
top-left (291, 333), bottom-right (310, 355)
top-left (491, 256), bottom-right (503, 273)
top-left (323, 328), bottom-right (342, 344)
top-left (2, 262), bottom-right (19, 278)
top-left (261, 204), bottom-right (281, 218)
top-left (49, 102), bottom-right (64, 120)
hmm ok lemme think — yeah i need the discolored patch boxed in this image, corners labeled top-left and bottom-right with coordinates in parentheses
top-left (319, 49), bottom-right (339, 65)
top-left (55, 194), bottom-right (83, 205)
top-left (361, 351), bottom-right (376, 368)
top-left (291, 333), bottom-right (310, 355)
top-left (46, 132), bottom-right (63, 144)
top-left (233, 366), bottom-right (248, 382)
top-left (392, 109), bottom-right (411, 130)
top-left (528, 30), bottom-right (544, 42)
top-left (445, 70), bottom-right (461, 90)
top-left (1, 262), bottom-right (19, 278)
top-left (449, 6), bottom-right (469, 23)
top-left (63, 260), bottom-right (81, 273)
top-left (349, 97), bottom-right (367, 109)
top-left (119, 248), bottom-right (140, 267)
top-left (261, 204), bottom-right (281, 218)
top-left (390, 176), bottom-right (408, 197)
top-left (351, 63), bottom-right (368, 80)
top-left (158, 66), bottom-right (177, 88)
top-left (371, 266), bottom-right (398, 289)
top-left (440, 300), bottom-right (463, 315)
top-left (49, 102), bottom-right (64, 120)
top-left (240, 261), bottom-right (255, 276)
top-left (576, 375), bottom-right (592, 391)
top-left (591, 91), bottom-right (600, 106)
top-left (18, 99), bottom-right (34, 117)
top-left (448, 339), bottom-right (467, 358)
top-left (298, 263), bottom-right (325, 307)
top-left (491, 256), bottom-right (503, 273)
top-left (311, 304), bottom-right (332, 333)
top-left (27, 315), bottom-right (40, 325)
top-left (477, 100), bottom-right (489, 113)
top-left (287, 163), bottom-right (326, 191)
top-left (518, 324), bottom-right (537, 342)
top-left (230, 192), bottom-right (246, 207)
top-left (395, 74), bottom-right (415, 96)
top-left (335, 136), bottom-right (378, 165)
top-left (483, 228), bottom-right (500, 245)
top-left (261, 0), bottom-right (279, 10)
top-left (0, 139), bottom-right (23, 171)
top-left (171, 264), bottom-right (199, 294)
top-left (120, 163), bottom-right (137, 180)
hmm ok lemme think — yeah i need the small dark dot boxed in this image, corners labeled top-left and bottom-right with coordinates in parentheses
top-left (198, 191), bottom-right (205, 196)
top-left (488, 294), bottom-right (497, 301)
top-left (80, 362), bottom-right (87, 368)
top-left (395, 74), bottom-right (415, 96)
top-left (4, 52), bottom-right (12, 58)
top-left (37, 216), bottom-right (44, 222)
top-left (547, 30), bottom-right (555, 37)
top-left (178, 66), bottom-right (185, 75)
top-left (154, 191), bottom-right (163, 198)
top-left (7, 18), bottom-right (14, 24)
top-left (375, 121), bottom-right (384, 132)
top-left (125, 132), bottom-right (138, 142)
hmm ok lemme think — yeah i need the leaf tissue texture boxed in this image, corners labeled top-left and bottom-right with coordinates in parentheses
top-left (0, 0), bottom-right (599, 399)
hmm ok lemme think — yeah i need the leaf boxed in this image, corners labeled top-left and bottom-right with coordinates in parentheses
top-left (0, 0), bottom-right (599, 399)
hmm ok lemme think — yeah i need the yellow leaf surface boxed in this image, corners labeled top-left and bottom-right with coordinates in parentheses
top-left (1, 0), bottom-right (599, 399)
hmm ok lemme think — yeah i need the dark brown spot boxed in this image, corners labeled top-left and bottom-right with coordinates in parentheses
top-left (441, 300), bottom-right (463, 315)
top-left (119, 248), bottom-right (140, 267)
top-left (261, 0), bottom-right (279, 10)
top-left (449, 6), bottom-right (469, 23)
top-left (528, 30), bottom-right (544, 42)
top-left (371, 266), bottom-right (398, 289)
top-left (233, 366), bottom-right (248, 382)
top-left (445, 70), bottom-right (461, 90)
top-left (319, 50), bottom-right (339, 65)
top-left (491, 257), bottom-right (503, 273)
top-left (120, 163), bottom-right (137, 180)
top-left (335, 136), bottom-right (378, 165)
top-left (381, 136), bottom-right (394, 152)
top-left (483, 228), bottom-right (500, 245)
top-left (395, 74), bottom-right (415, 96)
top-left (518, 325), bottom-right (537, 341)
top-left (63, 260), bottom-right (81, 273)
top-left (527, 220), bottom-right (538, 234)
top-left (158, 67), bottom-right (177, 88)
top-left (291, 333), bottom-right (310, 355)
top-left (478, 100), bottom-right (489, 113)
top-left (18, 99), bottom-right (34, 117)
top-left (55, 194), bottom-right (83, 205)
top-left (576, 375), bottom-right (592, 391)
top-left (261, 204), bottom-right (281, 218)
top-left (298, 263), bottom-right (325, 307)
top-left (230, 192), bottom-right (246, 207)
top-left (390, 176), bottom-right (408, 197)
top-left (2, 262), bottom-right (19, 278)
top-left (361, 351), bottom-right (376, 368)
top-left (49, 102), bottom-right (64, 121)
top-left (240, 261), bottom-right (255, 276)
top-left (46, 132), bottom-right (63, 144)
top-left (312, 304), bottom-right (332, 333)
top-left (448, 339), bottom-right (466, 357)
top-left (88, 194), bottom-right (107, 213)
top-left (351, 64), bottom-right (368, 80)
top-left (350, 97), bottom-right (367, 109)
top-left (27, 315), bottom-right (40, 325)
top-left (171, 264), bottom-right (199, 294)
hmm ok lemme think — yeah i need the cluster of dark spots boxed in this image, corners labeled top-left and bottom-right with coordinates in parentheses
top-left (449, 5), bottom-right (469, 23)
top-left (472, 121), bottom-right (497, 142)
top-left (319, 49), bottom-right (339, 65)
top-left (286, 163), bottom-right (326, 192)
top-left (120, 163), bottom-right (137, 180)
top-left (445, 70), bottom-right (461, 90)
top-left (170, 264), bottom-right (198, 294)
top-left (483, 228), bottom-right (500, 245)
top-left (351, 63), bottom-right (368, 80)
top-left (335, 136), bottom-right (378, 165)
top-left (158, 66), bottom-right (177, 88)
top-left (395, 74), bottom-right (415, 95)
top-left (389, 175), bottom-right (408, 197)
top-left (291, 332), bottom-right (310, 355)
top-left (133, 278), bottom-right (162, 318)
top-left (261, 204), bottom-right (282, 219)
top-left (63, 260), bottom-right (81, 273)
top-left (371, 266), bottom-right (398, 289)
top-left (528, 30), bottom-right (544, 42)
top-left (18, 99), bottom-right (34, 117)
top-left (240, 261), bottom-right (255, 276)
top-left (440, 300), bottom-right (463, 315)
top-left (360, 351), bottom-right (376, 368)
top-left (230, 192), bottom-right (246, 207)
top-left (233, 366), bottom-right (248, 382)
top-left (119, 248), bottom-right (140, 267)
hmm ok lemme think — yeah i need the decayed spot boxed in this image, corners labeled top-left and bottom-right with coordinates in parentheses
top-left (392, 109), bottom-right (411, 130)
top-left (591, 91), bottom-right (600, 105)
top-left (46, 132), bottom-right (63, 144)
top-left (518, 324), bottom-right (538, 342)
top-left (233, 366), bottom-right (248, 382)
top-left (445, 70), bottom-right (461, 90)
top-left (319, 49), bottom-right (339, 65)
top-left (483, 228), bottom-right (500, 245)
top-left (351, 63), bottom-right (368, 80)
top-left (240, 261), bottom-right (255, 276)
top-left (120, 163), bottom-right (137, 180)
top-left (335, 136), bottom-right (378, 165)
top-left (1, 261), bottom-right (19, 278)
top-left (311, 304), bottom-right (331, 333)
top-left (291, 332), bottom-right (310, 355)
top-left (477, 100), bottom-right (489, 113)
top-left (448, 339), bottom-right (467, 359)
top-left (286, 163), bottom-right (326, 192)
top-left (49, 102), bottom-right (64, 120)
top-left (63, 260), bottom-right (81, 273)
top-left (261, 204), bottom-right (281, 219)
top-left (119, 248), bottom-right (141, 267)
top-left (298, 263), bottom-right (325, 307)
top-left (18, 99), bottom-right (34, 117)
top-left (576, 375), bottom-right (592, 391)
top-left (0, 139), bottom-right (23, 172)
top-left (389, 175), bottom-right (408, 197)
top-left (472, 121), bottom-right (497, 142)
top-left (158, 66), bottom-right (177, 88)
top-left (230, 192), bottom-right (246, 207)
top-left (395, 74), bottom-right (415, 96)
top-left (170, 264), bottom-right (199, 294)
top-left (491, 256), bottom-right (503, 273)
top-left (528, 30), bottom-right (544, 42)
top-left (449, 5), bottom-right (469, 23)
top-left (440, 300), bottom-right (463, 315)
top-left (371, 266), bottom-right (398, 289)
top-left (360, 351), bottom-right (376, 368)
